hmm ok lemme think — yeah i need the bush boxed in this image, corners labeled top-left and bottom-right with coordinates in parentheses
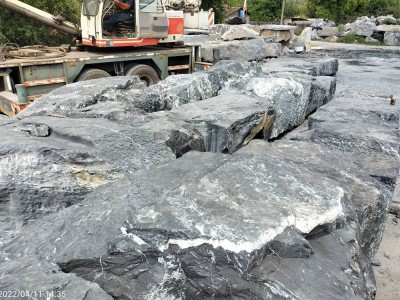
top-left (337, 34), bottom-right (366, 44)
top-left (382, 18), bottom-right (398, 25)
top-left (337, 24), bottom-right (346, 33)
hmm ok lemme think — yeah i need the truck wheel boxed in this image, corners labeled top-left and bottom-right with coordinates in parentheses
top-left (76, 69), bottom-right (111, 81)
top-left (124, 64), bottom-right (160, 86)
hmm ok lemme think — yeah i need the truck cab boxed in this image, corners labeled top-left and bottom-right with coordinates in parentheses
top-left (81, 0), bottom-right (184, 47)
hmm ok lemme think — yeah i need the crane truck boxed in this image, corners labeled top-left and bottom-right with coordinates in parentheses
top-left (0, 0), bottom-right (212, 116)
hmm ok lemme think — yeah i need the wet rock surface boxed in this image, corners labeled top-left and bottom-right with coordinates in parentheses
top-left (0, 53), bottom-right (399, 300)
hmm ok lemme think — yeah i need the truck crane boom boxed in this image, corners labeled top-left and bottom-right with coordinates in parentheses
top-left (164, 0), bottom-right (202, 12)
top-left (0, 0), bottom-right (79, 36)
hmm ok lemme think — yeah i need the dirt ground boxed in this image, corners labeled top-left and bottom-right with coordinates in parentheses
top-left (373, 180), bottom-right (400, 300)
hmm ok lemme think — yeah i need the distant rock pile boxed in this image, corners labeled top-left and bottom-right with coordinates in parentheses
top-left (299, 15), bottom-right (400, 46)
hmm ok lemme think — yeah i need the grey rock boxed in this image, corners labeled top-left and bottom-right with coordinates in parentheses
top-left (259, 25), bottom-right (295, 42)
top-left (376, 15), bottom-right (397, 25)
top-left (311, 19), bottom-right (327, 29)
top-left (270, 58), bottom-right (339, 77)
top-left (133, 111), bottom-right (206, 158)
top-left (2, 151), bottom-right (348, 299)
top-left (172, 94), bottom-right (275, 153)
top-left (19, 123), bottom-right (51, 137)
top-left (251, 225), bottom-right (375, 300)
top-left (0, 115), bottom-right (203, 240)
top-left (221, 71), bottom-right (336, 138)
top-left (303, 96), bottom-right (400, 158)
top-left (266, 227), bottom-right (313, 258)
top-left (0, 256), bottom-right (112, 300)
top-left (208, 24), bottom-right (232, 39)
top-left (259, 24), bottom-right (297, 31)
top-left (18, 77), bottom-right (146, 120)
top-left (309, 96), bottom-right (399, 128)
top-left (137, 61), bottom-right (262, 112)
top-left (239, 139), bottom-right (397, 258)
top-left (365, 36), bottom-right (380, 43)
top-left (349, 20), bottom-right (376, 37)
top-left (375, 25), bottom-right (400, 32)
top-left (384, 31), bottom-right (400, 46)
top-left (318, 26), bottom-right (340, 37)
top-left (221, 25), bottom-right (259, 41)
top-left (298, 27), bottom-right (313, 43)
top-left (201, 39), bottom-right (281, 63)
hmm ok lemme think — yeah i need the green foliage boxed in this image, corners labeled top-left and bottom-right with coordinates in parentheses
top-left (337, 33), bottom-right (366, 43)
top-left (305, 0), bottom-right (400, 23)
top-left (382, 18), bottom-right (398, 25)
top-left (248, 0), bottom-right (282, 22)
top-left (337, 24), bottom-right (346, 32)
top-left (0, 0), bottom-right (80, 46)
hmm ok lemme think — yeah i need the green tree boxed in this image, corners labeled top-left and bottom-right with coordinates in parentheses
top-left (0, 0), bottom-right (80, 46)
top-left (248, 0), bottom-right (282, 22)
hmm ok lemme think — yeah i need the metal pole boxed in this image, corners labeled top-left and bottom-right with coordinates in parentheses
top-left (280, 0), bottom-right (285, 25)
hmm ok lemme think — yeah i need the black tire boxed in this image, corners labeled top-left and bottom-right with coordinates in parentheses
top-left (124, 64), bottom-right (160, 86)
top-left (76, 69), bottom-right (111, 81)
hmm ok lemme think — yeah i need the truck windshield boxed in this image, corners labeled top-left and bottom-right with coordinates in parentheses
top-left (82, 0), bottom-right (100, 16)
top-left (139, 0), bottom-right (163, 13)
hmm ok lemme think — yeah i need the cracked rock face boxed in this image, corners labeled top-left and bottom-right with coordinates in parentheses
top-left (2, 151), bottom-right (347, 299)
top-left (1, 57), bottom-right (395, 300)
top-left (172, 94), bottom-right (275, 153)
top-left (137, 61), bottom-right (263, 112)
top-left (0, 115), bottom-right (204, 244)
top-left (239, 140), bottom-right (398, 259)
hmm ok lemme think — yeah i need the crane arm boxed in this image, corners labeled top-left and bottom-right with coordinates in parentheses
top-left (0, 0), bottom-right (79, 36)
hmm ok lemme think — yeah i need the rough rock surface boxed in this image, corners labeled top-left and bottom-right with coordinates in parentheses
top-left (19, 77), bottom-right (146, 120)
top-left (350, 20), bottom-right (376, 36)
top-left (239, 140), bottom-right (398, 258)
top-left (259, 25), bottom-right (296, 42)
top-left (376, 25), bottom-right (400, 33)
top-left (303, 96), bottom-right (400, 157)
top-left (1, 56), bottom-right (397, 300)
top-left (384, 31), bottom-right (400, 46)
top-left (376, 15), bottom-right (398, 25)
top-left (2, 151), bottom-right (353, 300)
top-left (220, 63), bottom-right (337, 138)
top-left (318, 26), bottom-right (340, 37)
top-left (201, 39), bottom-right (282, 62)
top-left (221, 25), bottom-right (259, 41)
top-left (0, 255), bottom-right (113, 300)
top-left (137, 61), bottom-right (263, 112)
top-left (172, 94), bottom-right (275, 153)
top-left (0, 115), bottom-right (205, 243)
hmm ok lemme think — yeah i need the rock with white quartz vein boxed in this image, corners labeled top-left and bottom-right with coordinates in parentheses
top-left (239, 140), bottom-right (398, 258)
top-left (1, 151), bottom-right (352, 299)
top-left (219, 72), bottom-right (336, 138)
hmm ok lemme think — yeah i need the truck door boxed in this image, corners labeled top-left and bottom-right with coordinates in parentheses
top-left (137, 0), bottom-right (169, 38)
top-left (81, 0), bottom-right (102, 40)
